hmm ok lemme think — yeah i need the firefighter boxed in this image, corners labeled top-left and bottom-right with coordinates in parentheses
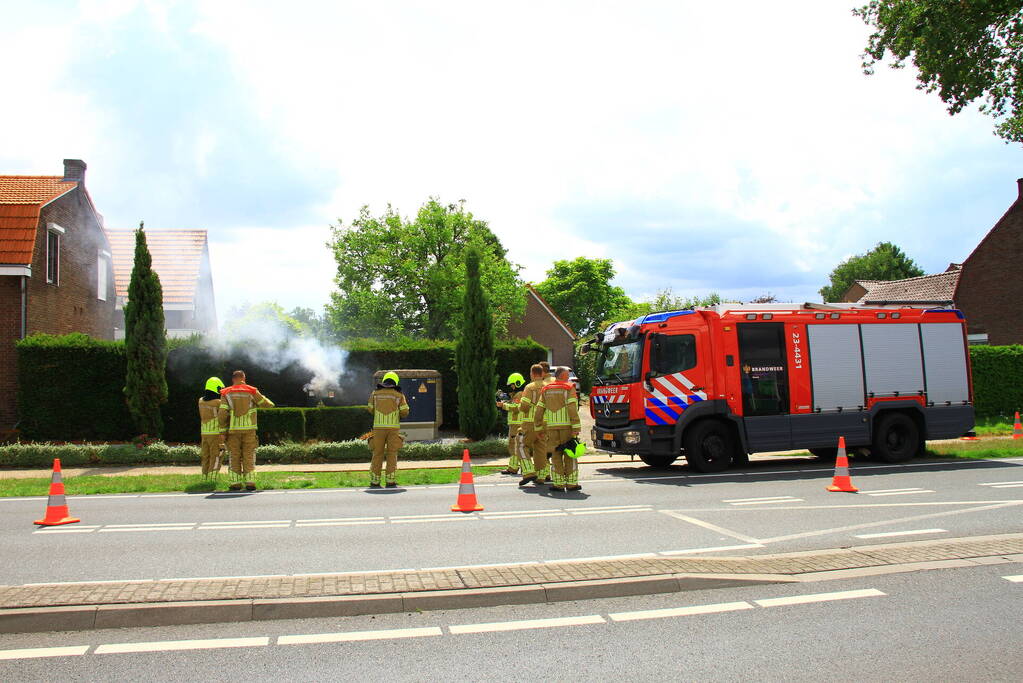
top-left (514, 364), bottom-right (548, 486)
top-left (497, 373), bottom-right (527, 475)
top-left (219, 370), bottom-right (275, 491)
top-left (533, 367), bottom-right (582, 492)
top-left (365, 371), bottom-right (409, 488)
top-left (538, 361), bottom-right (555, 481)
top-left (198, 377), bottom-right (226, 479)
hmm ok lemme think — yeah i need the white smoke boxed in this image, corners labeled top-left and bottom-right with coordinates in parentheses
top-left (208, 303), bottom-right (347, 398)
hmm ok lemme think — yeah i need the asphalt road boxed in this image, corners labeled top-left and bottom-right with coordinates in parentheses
top-left (1, 563), bottom-right (1020, 681)
top-left (1, 456), bottom-right (1022, 585)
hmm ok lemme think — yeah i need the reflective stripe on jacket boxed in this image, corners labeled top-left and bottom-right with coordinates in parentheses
top-left (502, 390), bottom-right (524, 425)
top-left (533, 382), bottom-right (581, 430)
top-left (517, 380), bottom-right (544, 423)
top-left (366, 388), bottom-right (409, 429)
top-left (220, 385), bottom-right (274, 432)
top-left (198, 398), bottom-right (224, 436)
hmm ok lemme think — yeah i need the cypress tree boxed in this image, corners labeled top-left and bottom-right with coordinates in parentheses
top-left (455, 246), bottom-right (497, 440)
top-left (123, 222), bottom-right (168, 437)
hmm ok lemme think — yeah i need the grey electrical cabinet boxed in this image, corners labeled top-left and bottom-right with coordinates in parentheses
top-left (372, 369), bottom-right (442, 441)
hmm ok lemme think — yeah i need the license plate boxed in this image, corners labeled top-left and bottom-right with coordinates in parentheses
top-left (602, 433), bottom-right (614, 441)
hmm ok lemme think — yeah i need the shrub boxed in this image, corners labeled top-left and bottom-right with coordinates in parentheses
top-left (305, 406), bottom-right (372, 442)
top-left (0, 439), bottom-right (508, 468)
top-left (16, 333), bottom-right (549, 441)
top-left (258, 408), bottom-right (306, 444)
top-left (16, 333), bottom-right (133, 441)
top-left (970, 345), bottom-right (1023, 418)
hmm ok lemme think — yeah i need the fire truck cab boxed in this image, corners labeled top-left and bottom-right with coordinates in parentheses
top-left (585, 303), bottom-right (974, 472)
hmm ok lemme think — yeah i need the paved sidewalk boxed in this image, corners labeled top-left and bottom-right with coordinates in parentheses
top-left (2, 533), bottom-right (1021, 633)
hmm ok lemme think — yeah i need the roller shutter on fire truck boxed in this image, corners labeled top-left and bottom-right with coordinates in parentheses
top-left (807, 320), bottom-right (970, 411)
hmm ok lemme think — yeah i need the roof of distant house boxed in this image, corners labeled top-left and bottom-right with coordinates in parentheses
top-left (526, 284), bottom-right (575, 339)
top-left (856, 265), bottom-right (962, 304)
top-left (0, 176), bottom-right (78, 265)
top-left (106, 230), bottom-right (209, 306)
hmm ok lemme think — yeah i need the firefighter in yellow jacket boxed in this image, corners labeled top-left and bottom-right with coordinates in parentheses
top-left (497, 372), bottom-right (527, 475)
top-left (533, 366), bottom-right (582, 492)
top-left (365, 371), bottom-right (410, 488)
top-left (514, 364), bottom-right (548, 487)
top-left (219, 370), bottom-right (275, 491)
top-left (198, 377), bottom-right (226, 478)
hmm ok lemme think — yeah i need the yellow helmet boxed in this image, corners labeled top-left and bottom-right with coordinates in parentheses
top-left (382, 371), bottom-right (400, 387)
top-left (204, 376), bottom-right (225, 393)
top-left (506, 372), bottom-right (526, 388)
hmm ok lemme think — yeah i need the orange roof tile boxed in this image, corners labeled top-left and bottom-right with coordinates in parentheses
top-left (0, 176), bottom-right (78, 265)
top-left (106, 230), bottom-right (209, 306)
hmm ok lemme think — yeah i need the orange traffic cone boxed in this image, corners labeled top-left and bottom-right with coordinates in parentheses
top-left (826, 437), bottom-right (858, 493)
top-left (1014, 412), bottom-right (1022, 440)
top-left (451, 449), bottom-right (484, 512)
top-left (34, 459), bottom-right (80, 526)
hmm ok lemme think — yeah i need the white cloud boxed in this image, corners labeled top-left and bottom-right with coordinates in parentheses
top-left (2, 0), bottom-right (1021, 319)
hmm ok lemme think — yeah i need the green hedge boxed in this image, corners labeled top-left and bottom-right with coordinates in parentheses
top-left (0, 439), bottom-right (508, 468)
top-left (970, 345), bottom-right (1023, 418)
top-left (15, 334), bottom-right (134, 441)
top-left (305, 406), bottom-right (372, 442)
top-left (258, 408), bottom-right (306, 444)
top-left (16, 334), bottom-right (547, 442)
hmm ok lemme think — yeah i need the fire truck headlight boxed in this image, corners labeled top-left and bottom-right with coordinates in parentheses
top-left (623, 431), bottom-right (641, 445)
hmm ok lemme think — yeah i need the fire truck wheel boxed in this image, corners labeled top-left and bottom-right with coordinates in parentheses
top-left (638, 454), bottom-right (678, 468)
top-left (871, 412), bottom-right (920, 463)
top-left (683, 420), bottom-right (735, 473)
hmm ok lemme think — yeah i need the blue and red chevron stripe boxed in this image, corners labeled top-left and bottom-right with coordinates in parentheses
top-left (644, 373), bottom-right (707, 426)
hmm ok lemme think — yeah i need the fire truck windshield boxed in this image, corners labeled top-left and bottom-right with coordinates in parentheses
top-left (596, 340), bottom-right (643, 385)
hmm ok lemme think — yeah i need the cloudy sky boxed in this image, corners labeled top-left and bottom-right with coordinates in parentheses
top-left (3, 0), bottom-right (1020, 321)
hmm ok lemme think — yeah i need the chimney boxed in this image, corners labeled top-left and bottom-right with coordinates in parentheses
top-left (1017, 177), bottom-right (1023, 199)
top-left (62, 159), bottom-right (86, 183)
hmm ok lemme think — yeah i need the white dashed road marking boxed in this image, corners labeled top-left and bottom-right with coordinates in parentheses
top-left (853, 529), bottom-right (947, 539)
top-left (278, 627), bottom-right (442, 645)
top-left (449, 615), bottom-right (606, 634)
top-left (0, 645), bottom-right (89, 660)
top-left (94, 637), bottom-right (269, 654)
top-left (865, 489), bottom-right (935, 497)
top-left (754, 588), bottom-right (886, 608)
top-left (0, 587), bottom-right (890, 660)
top-left (609, 601), bottom-right (754, 622)
top-left (1003, 575), bottom-right (1023, 583)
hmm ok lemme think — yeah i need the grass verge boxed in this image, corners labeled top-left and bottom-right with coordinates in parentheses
top-left (973, 416), bottom-right (1017, 436)
top-left (925, 440), bottom-right (1023, 460)
top-left (0, 466), bottom-right (503, 497)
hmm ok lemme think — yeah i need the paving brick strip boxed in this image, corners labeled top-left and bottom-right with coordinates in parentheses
top-left (2, 533), bottom-right (1022, 633)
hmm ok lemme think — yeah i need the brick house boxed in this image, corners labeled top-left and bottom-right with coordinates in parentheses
top-left (106, 229), bottom-right (217, 339)
top-left (506, 285), bottom-right (576, 367)
top-left (955, 178), bottom-right (1023, 345)
top-left (0, 159), bottom-right (115, 428)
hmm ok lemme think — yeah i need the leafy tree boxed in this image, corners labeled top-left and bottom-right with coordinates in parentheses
top-left (289, 306), bottom-right (331, 341)
top-left (855, 1), bottom-right (1023, 143)
top-left (535, 257), bottom-right (631, 336)
top-left (819, 241), bottom-right (925, 302)
top-left (123, 222), bottom-right (168, 437)
top-left (455, 247), bottom-right (498, 440)
top-left (748, 293), bottom-right (779, 303)
top-left (327, 198), bottom-right (524, 339)
top-left (223, 301), bottom-right (308, 339)
top-left (648, 288), bottom-right (722, 311)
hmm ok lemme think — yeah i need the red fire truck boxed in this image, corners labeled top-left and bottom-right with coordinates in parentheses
top-left (584, 303), bottom-right (974, 472)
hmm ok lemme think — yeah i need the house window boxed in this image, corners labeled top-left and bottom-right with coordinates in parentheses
top-left (46, 229), bottom-right (60, 285)
top-left (97, 250), bottom-right (109, 301)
